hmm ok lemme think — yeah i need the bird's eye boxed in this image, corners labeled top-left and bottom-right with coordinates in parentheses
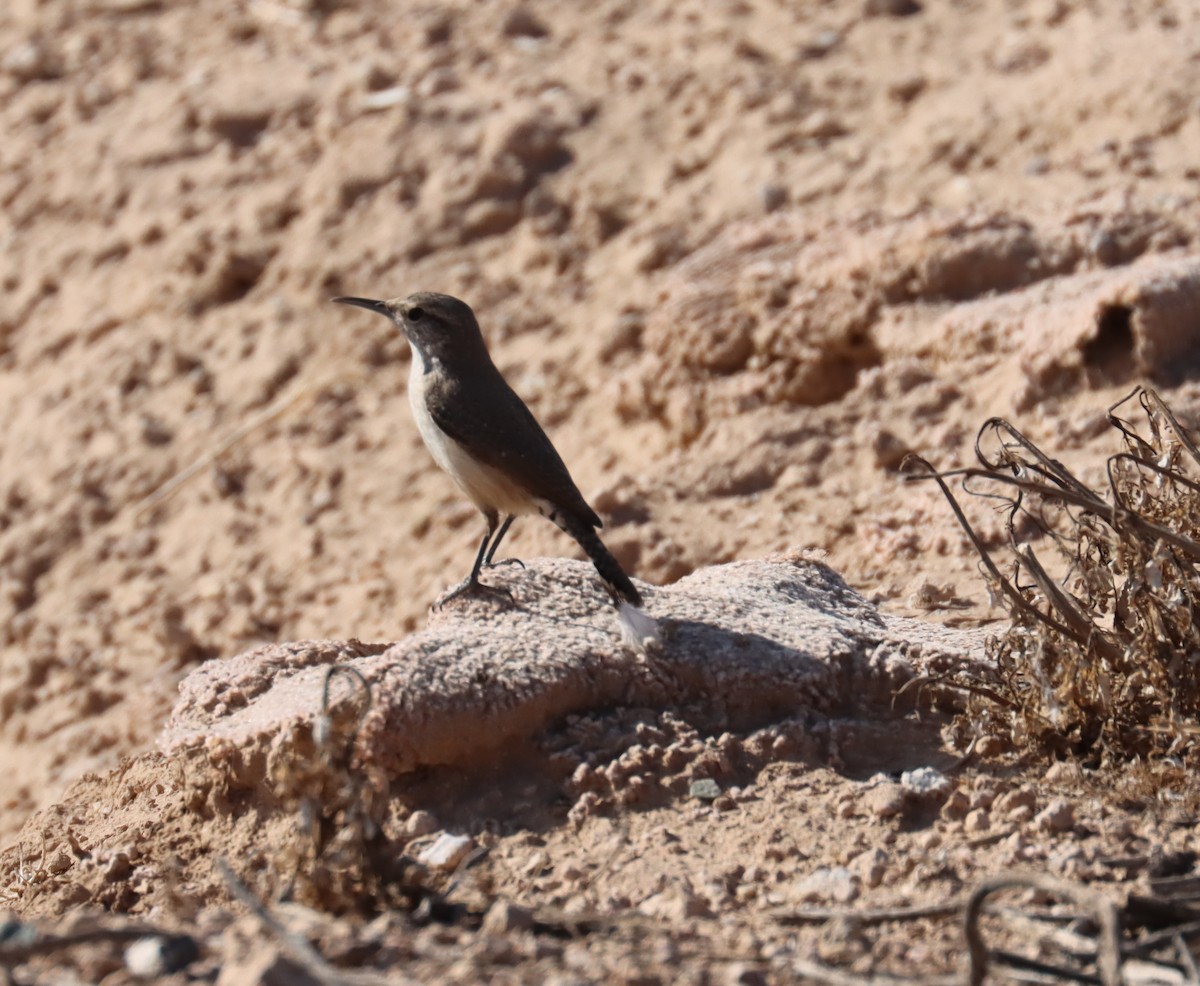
top-left (408, 307), bottom-right (424, 322)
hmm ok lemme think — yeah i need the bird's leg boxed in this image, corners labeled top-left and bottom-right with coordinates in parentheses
top-left (434, 512), bottom-right (513, 608)
top-left (483, 514), bottom-right (524, 570)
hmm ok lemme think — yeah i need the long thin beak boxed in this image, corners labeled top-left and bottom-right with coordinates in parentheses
top-left (332, 296), bottom-right (391, 317)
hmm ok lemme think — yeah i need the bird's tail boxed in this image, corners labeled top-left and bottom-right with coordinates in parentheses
top-left (615, 599), bottom-right (660, 650)
top-left (554, 511), bottom-right (659, 648)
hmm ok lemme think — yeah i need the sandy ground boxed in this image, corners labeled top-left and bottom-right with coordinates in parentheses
top-left (4, 0), bottom-right (1200, 981)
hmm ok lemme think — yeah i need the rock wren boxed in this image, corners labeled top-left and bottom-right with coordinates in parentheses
top-left (334, 291), bottom-right (658, 647)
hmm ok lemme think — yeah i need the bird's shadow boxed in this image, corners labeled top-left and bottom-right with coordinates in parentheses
top-left (399, 570), bottom-right (970, 837)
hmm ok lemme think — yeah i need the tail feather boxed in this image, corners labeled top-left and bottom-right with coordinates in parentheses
top-left (618, 600), bottom-right (659, 649)
top-left (549, 508), bottom-right (662, 647)
top-left (554, 510), bottom-right (642, 606)
top-left (553, 509), bottom-right (659, 648)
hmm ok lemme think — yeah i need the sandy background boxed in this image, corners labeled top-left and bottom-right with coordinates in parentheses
top-left (4, 0), bottom-right (1200, 981)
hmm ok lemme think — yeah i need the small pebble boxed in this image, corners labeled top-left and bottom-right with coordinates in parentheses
top-left (418, 832), bottom-right (474, 871)
top-left (361, 86), bottom-right (411, 111)
top-left (901, 767), bottom-right (949, 796)
top-left (105, 852), bottom-right (133, 882)
top-left (640, 887), bottom-right (712, 921)
top-left (501, 7), bottom-right (549, 39)
top-left (482, 900), bottom-right (534, 935)
top-left (941, 789), bottom-right (970, 820)
top-left (794, 867), bottom-right (860, 905)
top-left (0, 918), bottom-right (36, 948)
top-left (964, 809), bottom-right (991, 835)
top-left (799, 30), bottom-right (841, 59)
top-left (969, 784), bottom-right (996, 811)
top-left (760, 182), bottom-right (788, 213)
top-left (725, 962), bottom-right (769, 986)
top-left (799, 109), bottom-right (845, 140)
top-left (1035, 798), bottom-right (1075, 834)
top-left (994, 788), bottom-right (1037, 814)
top-left (1, 39), bottom-right (63, 82)
top-left (888, 75), bottom-right (927, 103)
top-left (865, 782), bottom-right (907, 818)
top-left (870, 427), bottom-right (910, 471)
top-left (690, 778), bottom-right (721, 801)
top-left (405, 809), bottom-right (438, 838)
top-left (864, 0), bottom-right (921, 15)
top-left (125, 936), bottom-right (199, 978)
top-left (975, 735), bottom-right (1006, 758)
top-left (1044, 761), bottom-right (1083, 785)
top-left (850, 848), bottom-right (888, 889)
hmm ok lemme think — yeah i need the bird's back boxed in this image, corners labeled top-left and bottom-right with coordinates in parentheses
top-left (424, 362), bottom-right (603, 529)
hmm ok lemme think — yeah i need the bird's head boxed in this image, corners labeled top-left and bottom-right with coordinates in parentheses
top-left (334, 291), bottom-right (488, 368)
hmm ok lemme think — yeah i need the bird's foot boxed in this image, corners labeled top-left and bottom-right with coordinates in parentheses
top-left (433, 577), bottom-right (513, 610)
top-left (484, 557), bottom-right (525, 571)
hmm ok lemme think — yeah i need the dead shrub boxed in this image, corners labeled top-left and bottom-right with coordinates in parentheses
top-left (268, 666), bottom-right (405, 913)
top-left (907, 387), bottom-right (1200, 761)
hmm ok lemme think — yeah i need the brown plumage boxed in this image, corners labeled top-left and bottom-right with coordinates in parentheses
top-left (333, 291), bottom-right (655, 645)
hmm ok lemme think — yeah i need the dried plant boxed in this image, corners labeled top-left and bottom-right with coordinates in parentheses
top-left (907, 387), bottom-right (1200, 761)
top-left (268, 666), bottom-right (403, 912)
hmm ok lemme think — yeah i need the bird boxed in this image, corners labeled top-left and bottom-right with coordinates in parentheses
top-left (333, 291), bottom-right (658, 648)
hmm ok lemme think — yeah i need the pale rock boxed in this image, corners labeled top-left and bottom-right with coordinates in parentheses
top-left (904, 576), bottom-right (956, 611)
top-left (162, 559), bottom-right (990, 778)
top-left (418, 832), bottom-right (474, 871)
top-left (994, 788), bottom-right (1037, 815)
top-left (1035, 798), bottom-right (1075, 834)
top-left (969, 786), bottom-right (996, 811)
top-left (865, 782), bottom-right (907, 818)
top-left (1044, 761), bottom-right (1083, 785)
top-left (125, 935), bottom-right (199, 978)
top-left (482, 900), bottom-right (534, 935)
top-left (1007, 805), bottom-right (1035, 825)
top-left (215, 948), bottom-right (320, 986)
top-left (901, 766), bottom-right (950, 796)
top-left (1, 39), bottom-right (63, 82)
top-left (849, 848), bottom-right (888, 889)
top-left (404, 809), bottom-right (438, 837)
top-left (104, 851), bottom-right (133, 882)
top-left (639, 886), bottom-right (713, 921)
top-left (799, 110), bottom-right (845, 140)
top-left (794, 867), bottom-right (860, 904)
top-left (940, 788), bottom-right (970, 820)
top-left (964, 809), bottom-right (991, 834)
top-left (1122, 958), bottom-right (1187, 985)
top-left (975, 735), bottom-right (1006, 758)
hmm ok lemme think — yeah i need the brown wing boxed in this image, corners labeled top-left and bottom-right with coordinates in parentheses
top-left (426, 371), bottom-right (603, 529)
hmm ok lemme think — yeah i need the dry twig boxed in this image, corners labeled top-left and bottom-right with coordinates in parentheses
top-left (964, 873), bottom-right (1122, 986)
top-left (217, 858), bottom-right (410, 986)
top-left (790, 957), bottom-right (958, 985)
top-left (776, 899), bottom-right (965, 926)
top-left (0, 924), bottom-right (177, 966)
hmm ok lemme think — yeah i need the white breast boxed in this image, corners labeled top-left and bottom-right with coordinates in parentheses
top-left (408, 350), bottom-right (535, 518)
